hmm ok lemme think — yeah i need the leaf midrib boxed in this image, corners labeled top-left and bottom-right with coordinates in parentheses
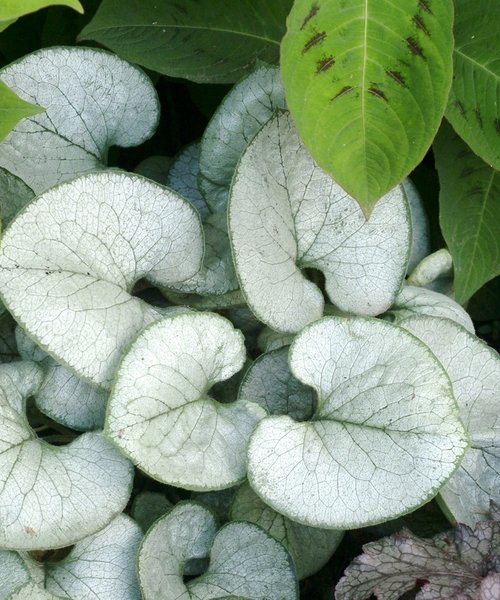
top-left (83, 23), bottom-right (280, 46)
top-left (459, 169), bottom-right (497, 298)
top-left (360, 0), bottom-right (369, 198)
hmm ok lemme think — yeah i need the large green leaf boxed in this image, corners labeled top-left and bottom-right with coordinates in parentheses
top-left (0, 1), bottom-right (82, 20)
top-left (0, 81), bottom-right (43, 144)
top-left (446, 0), bottom-right (500, 170)
top-left (281, 0), bottom-right (454, 215)
top-left (79, 0), bottom-right (292, 84)
top-left (434, 122), bottom-right (500, 303)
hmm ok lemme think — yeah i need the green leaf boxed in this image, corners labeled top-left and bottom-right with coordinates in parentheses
top-left (0, 81), bottom-right (43, 144)
top-left (0, 47), bottom-right (159, 194)
top-left (281, 0), bottom-right (454, 216)
top-left (434, 121), bottom-right (500, 304)
top-left (446, 0), bottom-right (500, 170)
top-left (229, 111), bottom-right (411, 332)
top-left (138, 502), bottom-right (298, 600)
top-left (247, 316), bottom-right (468, 529)
top-left (79, 0), bottom-right (292, 84)
top-left (0, 362), bottom-right (133, 550)
top-left (0, 172), bottom-right (203, 388)
top-left (401, 316), bottom-right (500, 527)
top-left (0, 1), bottom-right (83, 21)
top-left (0, 19), bottom-right (17, 33)
top-left (106, 312), bottom-right (265, 490)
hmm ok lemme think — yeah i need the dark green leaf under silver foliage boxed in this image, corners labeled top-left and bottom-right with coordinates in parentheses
top-left (80, 0), bottom-right (292, 83)
top-left (434, 121), bottom-right (500, 304)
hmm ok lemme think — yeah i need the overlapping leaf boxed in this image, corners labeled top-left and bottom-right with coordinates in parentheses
top-left (401, 316), bottom-right (500, 526)
top-left (446, 0), bottom-right (500, 170)
top-left (106, 312), bottom-right (265, 490)
top-left (389, 286), bottom-right (474, 333)
top-left (199, 63), bottom-right (286, 212)
top-left (281, 0), bottom-right (454, 214)
top-left (79, 0), bottom-right (292, 84)
top-left (0, 362), bottom-right (133, 550)
top-left (138, 502), bottom-right (298, 600)
top-left (0, 168), bottom-right (34, 229)
top-left (0, 47), bottom-right (159, 193)
top-left (229, 111), bottom-right (411, 333)
top-left (238, 346), bottom-right (315, 422)
top-left (0, 81), bottom-right (44, 144)
top-left (247, 316), bottom-right (468, 529)
top-left (16, 326), bottom-right (107, 431)
top-left (45, 515), bottom-right (142, 599)
top-left (231, 483), bottom-right (343, 579)
top-left (0, 172), bottom-right (203, 388)
top-left (0, 515), bottom-right (142, 599)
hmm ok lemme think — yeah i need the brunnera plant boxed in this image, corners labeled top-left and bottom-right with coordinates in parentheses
top-left (0, 1), bottom-right (497, 599)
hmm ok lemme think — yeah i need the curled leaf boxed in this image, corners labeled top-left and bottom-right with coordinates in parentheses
top-left (248, 316), bottom-right (468, 528)
top-left (401, 316), bottom-right (500, 526)
top-left (0, 47), bottom-right (159, 193)
top-left (0, 172), bottom-right (203, 388)
top-left (138, 501), bottom-right (298, 600)
top-left (229, 111), bottom-right (411, 332)
top-left (106, 312), bottom-right (265, 490)
top-left (0, 362), bottom-right (133, 550)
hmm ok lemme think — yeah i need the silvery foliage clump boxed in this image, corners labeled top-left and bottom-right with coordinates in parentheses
top-left (0, 47), bottom-right (497, 599)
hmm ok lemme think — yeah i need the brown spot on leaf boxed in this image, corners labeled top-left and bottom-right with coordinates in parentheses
top-left (495, 118), bottom-right (500, 135)
top-left (413, 14), bottom-right (430, 36)
top-left (368, 87), bottom-right (388, 101)
top-left (385, 69), bottom-right (407, 87)
top-left (25, 526), bottom-right (36, 535)
top-left (475, 109), bottom-right (483, 128)
top-left (455, 100), bottom-right (467, 119)
top-left (316, 55), bottom-right (335, 73)
top-left (303, 30), bottom-right (327, 53)
top-left (406, 37), bottom-right (425, 58)
top-left (331, 86), bottom-right (353, 102)
top-left (419, 0), bottom-right (433, 14)
top-left (301, 4), bottom-right (320, 30)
